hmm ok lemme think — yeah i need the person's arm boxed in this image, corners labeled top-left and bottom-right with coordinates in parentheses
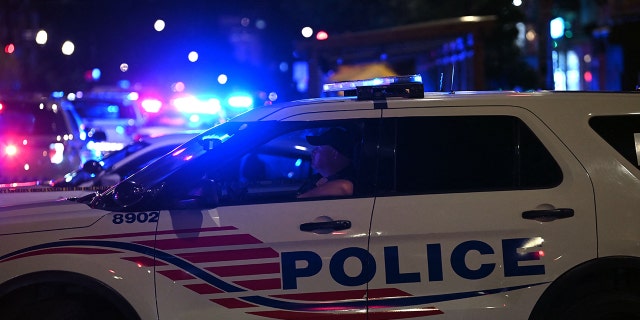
top-left (297, 179), bottom-right (353, 198)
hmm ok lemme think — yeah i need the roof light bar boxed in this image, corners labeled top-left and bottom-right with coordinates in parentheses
top-left (323, 75), bottom-right (424, 100)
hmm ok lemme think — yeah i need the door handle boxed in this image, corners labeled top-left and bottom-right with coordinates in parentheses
top-left (522, 208), bottom-right (574, 222)
top-left (300, 220), bottom-right (351, 232)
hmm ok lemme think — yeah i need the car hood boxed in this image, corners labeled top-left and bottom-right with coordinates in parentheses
top-left (0, 189), bottom-right (107, 235)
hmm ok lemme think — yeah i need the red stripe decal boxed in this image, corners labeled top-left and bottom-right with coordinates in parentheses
top-left (158, 269), bottom-right (196, 281)
top-left (184, 283), bottom-right (223, 294)
top-left (234, 278), bottom-right (282, 290)
top-left (178, 247), bottom-right (279, 263)
top-left (206, 262), bottom-right (280, 277)
top-left (210, 298), bottom-right (256, 309)
top-left (137, 234), bottom-right (262, 250)
top-left (248, 310), bottom-right (366, 320)
top-left (368, 288), bottom-right (413, 299)
top-left (121, 256), bottom-right (167, 267)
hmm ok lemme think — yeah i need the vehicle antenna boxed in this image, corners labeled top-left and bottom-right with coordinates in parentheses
top-left (450, 64), bottom-right (455, 94)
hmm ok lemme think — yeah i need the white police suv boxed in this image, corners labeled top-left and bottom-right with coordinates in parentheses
top-left (1, 76), bottom-right (639, 320)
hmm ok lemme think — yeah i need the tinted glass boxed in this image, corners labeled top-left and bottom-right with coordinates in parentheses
top-left (590, 115), bottom-right (640, 170)
top-left (388, 116), bottom-right (562, 194)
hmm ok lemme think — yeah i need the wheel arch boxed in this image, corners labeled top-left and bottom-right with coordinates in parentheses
top-left (0, 270), bottom-right (140, 320)
top-left (529, 255), bottom-right (640, 320)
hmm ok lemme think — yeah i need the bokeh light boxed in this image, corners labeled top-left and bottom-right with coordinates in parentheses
top-left (61, 41), bottom-right (75, 55)
top-left (154, 19), bottom-right (166, 32)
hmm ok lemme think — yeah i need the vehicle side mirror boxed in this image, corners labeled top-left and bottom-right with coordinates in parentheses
top-left (113, 180), bottom-right (145, 208)
top-left (82, 160), bottom-right (103, 175)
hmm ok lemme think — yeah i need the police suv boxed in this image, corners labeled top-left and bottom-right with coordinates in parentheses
top-left (1, 76), bottom-right (639, 320)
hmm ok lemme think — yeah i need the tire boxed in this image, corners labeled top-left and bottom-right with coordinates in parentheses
top-left (541, 290), bottom-right (640, 320)
top-left (6, 294), bottom-right (130, 320)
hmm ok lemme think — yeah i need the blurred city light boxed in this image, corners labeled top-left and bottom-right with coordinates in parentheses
top-left (172, 82), bottom-right (186, 92)
top-left (4, 44), bottom-right (15, 54)
top-left (141, 98), bottom-right (162, 113)
top-left (188, 51), bottom-right (199, 62)
top-left (91, 68), bottom-right (102, 81)
top-left (154, 19), bottom-right (166, 32)
top-left (35, 30), bottom-right (48, 45)
top-left (228, 94), bottom-right (253, 108)
top-left (550, 17), bottom-right (565, 39)
top-left (61, 41), bottom-right (75, 55)
top-left (301, 27), bottom-right (313, 38)
top-left (316, 30), bottom-right (328, 40)
top-left (217, 74), bottom-right (228, 84)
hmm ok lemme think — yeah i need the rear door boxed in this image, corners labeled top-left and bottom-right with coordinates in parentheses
top-left (366, 106), bottom-right (596, 319)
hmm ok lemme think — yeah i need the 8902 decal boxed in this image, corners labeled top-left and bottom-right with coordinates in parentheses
top-left (112, 212), bottom-right (160, 224)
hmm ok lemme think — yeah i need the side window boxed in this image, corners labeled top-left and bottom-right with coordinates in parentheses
top-left (212, 120), bottom-right (373, 205)
top-left (387, 116), bottom-right (562, 194)
top-left (590, 115), bottom-right (640, 170)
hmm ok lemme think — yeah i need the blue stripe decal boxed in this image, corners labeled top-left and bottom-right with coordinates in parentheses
top-left (2, 240), bottom-right (550, 312)
top-left (1, 240), bottom-right (246, 293)
top-left (239, 282), bottom-right (548, 310)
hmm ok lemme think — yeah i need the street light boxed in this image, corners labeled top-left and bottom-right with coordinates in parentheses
top-left (35, 30), bottom-right (48, 45)
top-left (61, 41), bottom-right (75, 55)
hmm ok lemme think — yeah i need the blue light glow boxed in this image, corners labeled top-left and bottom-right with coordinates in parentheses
top-left (227, 94), bottom-right (253, 108)
top-left (550, 17), bottom-right (565, 39)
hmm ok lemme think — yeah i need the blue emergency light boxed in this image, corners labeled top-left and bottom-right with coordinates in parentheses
top-left (323, 75), bottom-right (424, 100)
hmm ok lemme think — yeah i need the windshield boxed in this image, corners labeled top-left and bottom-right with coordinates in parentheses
top-left (71, 99), bottom-right (138, 120)
top-left (100, 140), bottom-right (150, 169)
top-left (91, 120), bottom-right (282, 210)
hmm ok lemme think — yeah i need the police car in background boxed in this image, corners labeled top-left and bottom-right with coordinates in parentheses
top-left (1, 76), bottom-right (639, 320)
top-left (0, 95), bottom-right (86, 184)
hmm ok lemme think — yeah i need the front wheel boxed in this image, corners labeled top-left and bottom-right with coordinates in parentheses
top-left (558, 292), bottom-right (640, 320)
top-left (6, 295), bottom-right (130, 320)
top-left (537, 291), bottom-right (640, 320)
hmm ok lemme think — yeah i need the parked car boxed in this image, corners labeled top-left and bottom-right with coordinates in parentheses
top-left (52, 131), bottom-right (201, 188)
top-left (0, 94), bottom-right (87, 183)
top-left (63, 88), bottom-right (146, 156)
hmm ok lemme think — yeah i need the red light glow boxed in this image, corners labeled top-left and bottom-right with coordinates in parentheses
top-left (5, 145), bottom-right (18, 156)
top-left (316, 31), bottom-right (328, 41)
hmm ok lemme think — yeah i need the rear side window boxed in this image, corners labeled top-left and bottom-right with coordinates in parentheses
top-left (590, 115), bottom-right (640, 170)
top-left (384, 116), bottom-right (562, 194)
